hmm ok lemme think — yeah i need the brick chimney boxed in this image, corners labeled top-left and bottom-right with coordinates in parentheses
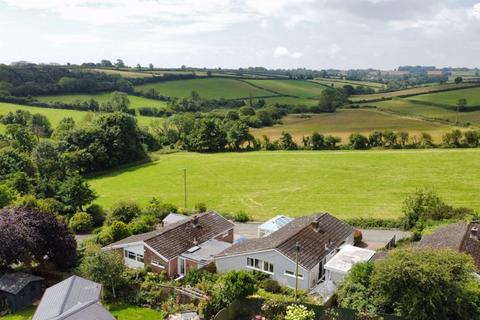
top-left (191, 215), bottom-right (199, 228)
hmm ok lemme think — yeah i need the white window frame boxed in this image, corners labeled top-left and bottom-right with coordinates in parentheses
top-left (151, 260), bottom-right (165, 269)
top-left (284, 270), bottom-right (303, 279)
top-left (124, 250), bottom-right (144, 264)
top-left (246, 257), bottom-right (274, 275)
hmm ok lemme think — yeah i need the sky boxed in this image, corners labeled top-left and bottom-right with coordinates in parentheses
top-left (0, 0), bottom-right (479, 70)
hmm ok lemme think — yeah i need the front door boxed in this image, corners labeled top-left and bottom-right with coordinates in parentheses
top-left (318, 258), bottom-right (325, 281)
top-left (178, 257), bottom-right (186, 275)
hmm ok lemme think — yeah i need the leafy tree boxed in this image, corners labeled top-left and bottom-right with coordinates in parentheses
top-left (442, 129), bottom-right (462, 147)
top-left (349, 133), bottom-right (369, 150)
top-left (30, 113), bottom-right (52, 138)
top-left (68, 212), bottom-right (94, 234)
top-left (0, 207), bottom-right (77, 271)
top-left (454, 76), bottom-right (463, 84)
top-left (189, 117), bottom-right (227, 152)
top-left (0, 184), bottom-right (15, 208)
top-left (110, 201), bottom-right (141, 223)
top-left (279, 132), bottom-right (298, 150)
top-left (1, 110), bottom-right (31, 126)
top-left (338, 248), bottom-right (480, 320)
top-left (80, 247), bottom-right (125, 298)
top-left (310, 132), bottom-right (325, 150)
top-left (325, 135), bottom-right (341, 149)
top-left (457, 98), bottom-right (467, 112)
top-left (239, 106), bottom-right (256, 116)
top-left (110, 91), bottom-right (130, 112)
top-left (5, 124), bottom-right (37, 152)
top-left (0, 147), bottom-right (36, 177)
top-left (463, 130), bottom-right (479, 147)
top-left (86, 204), bottom-right (106, 227)
top-left (115, 59), bottom-right (126, 68)
top-left (226, 121), bottom-right (252, 150)
top-left (56, 174), bottom-right (96, 213)
top-left (318, 88), bottom-right (347, 113)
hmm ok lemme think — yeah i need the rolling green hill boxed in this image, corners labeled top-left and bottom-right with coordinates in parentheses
top-left (405, 87), bottom-right (480, 107)
top-left (89, 149), bottom-right (480, 221)
top-left (36, 93), bottom-right (168, 110)
top-left (244, 79), bottom-right (326, 98)
top-left (311, 78), bottom-right (384, 89)
top-left (134, 78), bottom-right (276, 99)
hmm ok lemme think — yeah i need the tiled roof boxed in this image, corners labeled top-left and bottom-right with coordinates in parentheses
top-left (0, 273), bottom-right (44, 295)
top-left (219, 213), bottom-right (355, 270)
top-left (419, 222), bottom-right (480, 269)
top-left (146, 212), bottom-right (234, 260)
top-left (33, 275), bottom-right (114, 320)
top-left (105, 212), bottom-right (234, 260)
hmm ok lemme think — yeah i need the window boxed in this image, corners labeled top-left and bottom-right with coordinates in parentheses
top-left (124, 250), bottom-right (144, 264)
top-left (285, 270), bottom-right (303, 279)
top-left (246, 257), bottom-right (274, 274)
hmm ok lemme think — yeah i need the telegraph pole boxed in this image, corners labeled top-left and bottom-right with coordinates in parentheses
top-left (183, 168), bottom-right (187, 208)
top-left (295, 241), bottom-right (300, 301)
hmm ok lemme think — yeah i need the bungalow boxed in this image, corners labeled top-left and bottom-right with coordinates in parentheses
top-left (104, 212), bottom-right (234, 278)
top-left (419, 221), bottom-right (480, 269)
top-left (215, 213), bottom-right (357, 291)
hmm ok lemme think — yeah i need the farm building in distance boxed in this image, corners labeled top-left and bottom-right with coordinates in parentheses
top-left (0, 273), bottom-right (45, 313)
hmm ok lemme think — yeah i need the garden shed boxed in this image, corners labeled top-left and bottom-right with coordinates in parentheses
top-left (0, 273), bottom-right (45, 313)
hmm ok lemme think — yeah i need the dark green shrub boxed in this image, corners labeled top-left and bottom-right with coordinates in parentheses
top-left (194, 202), bottom-right (207, 213)
top-left (110, 201), bottom-right (142, 223)
top-left (86, 204), bottom-right (106, 227)
top-left (261, 300), bottom-right (287, 320)
top-left (68, 212), bottom-right (94, 234)
top-left (260, 278), bottom-right (282, 293)
top-left (110, 221), bottom-right (131, 241)
top-left (233, 211), bottom-right (251, 222)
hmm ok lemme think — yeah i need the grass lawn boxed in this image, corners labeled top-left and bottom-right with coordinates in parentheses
top-left (256, 96), bottom-right (319, 106)
top-left (405, 87), bottom-right (480, 107)
top-left (135, 78), bottom-right (276, 99)
top-left (1, 307), bottom-right (35, 320)
top-left (251, 109), bottom-right (456, 143)
top-left (89, 149), bottom-right (480, 221)
top-left (108, 303), bottom-right (165, 320)
top-left (36, 93), bottom-right (168, 110)
top-left (370, 99), bottom-right (480, 127)
top-left (0, 102), bottom-right (156, 129)
top-left (244, 79), bottom-right (327, 98)
top-left (351, 83), bottom-right (478, 102)
top-left (311, 78), bottom-right (384, 89)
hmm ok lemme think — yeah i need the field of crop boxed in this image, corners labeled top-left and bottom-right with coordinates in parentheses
top-left (89, 149), bottom-right (480, 221)
top-left (244, 79), bottom-right (327, 98)
top-left (312, 78), bottom-right (384, 89)
top-left (405, 87), bottom-right (480, 107)
top-left (0, 102), bottom-right (155, 129)
top-left (87, 68), bottom-right (157, 78)
top-left (135, 78), bottom-right (276, 99)
top-left (370, 99), bottom-right (480, 127)
top-left (351, 83), bottom-right (479, 102)
top-left (251, 109), bottom-right (454, 143)
top-left (36, 93), bottom-right (168, 110)
top-left (257, 96), bottom-right (319, 106)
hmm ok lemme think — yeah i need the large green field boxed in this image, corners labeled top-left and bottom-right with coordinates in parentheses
top-left (89, 149), bottom-right (480, 221)
top-left (244, 79), bottom-right (327, 98)
top-left (311, 78), bottom-right (384, 89)
top-left (0, 102), bottom-right (156, 128)
top-left (36, 93), bottom-right (168, 110)
top-left (351, 83), bottom-right (479, 102)
top-left (405, 87), bottom-right (480, 107)
top-left (135, 78), bottom-right (276, 99)
top-left (251, 109), bottom-right (456, 143)
top-left (369, 99), bottom-right (480, 127)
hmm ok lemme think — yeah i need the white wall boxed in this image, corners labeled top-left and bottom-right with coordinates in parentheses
top-left (123, 244), bottom-right (145, 269)
top-left (216, 250), bottom-right (311, 290)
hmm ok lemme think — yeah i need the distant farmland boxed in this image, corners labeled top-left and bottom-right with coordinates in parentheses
top-left (36, 93), bottom-right (168, 110)
top-left (89, 149), bottom-right (480, 221)
top-left (134, 78), bottom-right (277, 99)
top-left (405, 86), bottom-right (480, 107)
top-left (244, 79), bottom-right (327, 98)
top-left (311, 78), bottom-right (384, 90)
top-left (251, 109), bottom-right (456, 143)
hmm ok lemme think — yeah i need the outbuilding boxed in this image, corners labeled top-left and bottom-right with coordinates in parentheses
top-left (0, 273), bottom-right (45, 313)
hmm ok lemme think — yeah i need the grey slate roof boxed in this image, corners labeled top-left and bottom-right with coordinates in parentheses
top-left (0, 273), bottom-right (44, 295)
top-left (218, 213), bottom-right (355, 269)
top-left (420, 222), bottom-right (480, 269)
top-left (33, 275), bottom-right (114, 320)
top-left (105, 212), bottom-right (234, 260)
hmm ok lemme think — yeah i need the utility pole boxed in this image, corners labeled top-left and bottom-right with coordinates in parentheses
top-left (183, 168), bottom-right (187, 208)
top-left (295, 241), bottom-right (300, 301)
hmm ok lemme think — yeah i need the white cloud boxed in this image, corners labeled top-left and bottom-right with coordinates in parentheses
top-left (46, 34), bottom-right (99, 47)
top-left (328, 44), bottom-right (341, 57)
top-left (273, 47), bottom-right (303, 59)
top-left (468, 3), bottom-right (480, 20)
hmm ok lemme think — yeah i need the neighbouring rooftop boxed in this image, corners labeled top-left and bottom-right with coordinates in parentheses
top-left (324, 245), bottom-right (376, 274)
